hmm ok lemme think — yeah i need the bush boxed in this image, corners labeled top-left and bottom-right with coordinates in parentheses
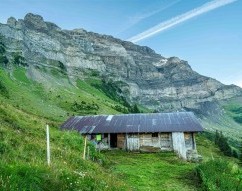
top-left (13, 53), bottom-right (28, 67)
top-left (0, 80), bottom-right (9, 98)
top-left (0, 55), bottom-right (8, 65)
top-left (71, 101), bottom-right (99, 113)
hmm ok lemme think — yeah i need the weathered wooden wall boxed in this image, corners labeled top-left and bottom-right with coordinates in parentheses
top-left (139, 134), bottom-right (159, 147)
top-left (117, 134), bottom-right (125, 149)
top-left (160, 133), bottom-right (173, 150)
top-left (88, 132), bottom-right (198, 160)
top-left (184, 132), bottom-right (194, 150)
top-left (127, 134), bottom-right (139, 151)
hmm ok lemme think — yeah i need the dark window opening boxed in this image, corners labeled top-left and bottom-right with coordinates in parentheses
top-left (110, 133), bottom-right (117, 148)
top-left (152, 133), bottom-right (158, 137)
top-left (104, 133), bottom-right (108, 138)
top-left (90, 134), bottom-right (95, 140)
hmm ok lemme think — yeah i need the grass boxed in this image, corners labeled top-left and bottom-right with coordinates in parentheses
top-left (0, 66), bottom-right (132, 190)
top-left (0, 64), bottom-right (241, 190)
top-left (101, 133), bottom-right (241, 191)
top-left (196, 159), bottom-right (242, 191)
top-left (0, 97), bottom-right (128, 190)
top-left (104, 151), bottom-right (199, 191)
top-left (0, 67), bottom-right (123, 121)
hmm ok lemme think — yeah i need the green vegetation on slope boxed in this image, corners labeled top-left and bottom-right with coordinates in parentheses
top-left (0, 35), bottom-right (8, 66)
top-left (0, 99), bottom-right (128, 190)
top-left (0, 37), bottom-right (242, 190)
top-left (196, 159), bottom-right (242, 191)
top-left (0, 66), bottom-right (126, 121)
top-left (223, 97), bottom-right (242, 124)
top-left (0, 60), bottom-right (132, 190)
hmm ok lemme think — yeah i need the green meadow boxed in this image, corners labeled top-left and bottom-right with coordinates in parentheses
top-left (0, 66), bottom-right (242, 190)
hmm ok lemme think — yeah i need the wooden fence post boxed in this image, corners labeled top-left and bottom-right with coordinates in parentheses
top-left (83, 135), bottom-right (87, 160)
top-left (46, 124), bottom-right (51, 166)
top-left (87, 146), bottom-right (90, 160)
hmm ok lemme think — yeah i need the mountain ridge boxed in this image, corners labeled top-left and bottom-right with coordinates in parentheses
top-left (0, 13), bottom-right (241, 114)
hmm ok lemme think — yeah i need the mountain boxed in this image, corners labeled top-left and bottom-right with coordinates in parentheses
top-left (1, 13), bottom-right (242, 191)
top-left (0, 13), bottom-right (242, 137)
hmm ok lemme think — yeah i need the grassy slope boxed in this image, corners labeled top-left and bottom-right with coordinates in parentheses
top-left (103, 134), bottom-right (239, 191)
top-left (0, 66), bottom-right (241, 190)
top-left (0, 101), bottom-right (129, 190)
top-left (0, 67), bottom-right (130, 190)
top-left (200, 97), bottom-right (242, 145)
top-left (223, 97), bottom-right (242, 125)
top-left (0, 67), bottom-right (123, 120)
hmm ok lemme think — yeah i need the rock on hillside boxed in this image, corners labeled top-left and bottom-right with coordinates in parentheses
top-left (0, 13), bottom-right (241, 113)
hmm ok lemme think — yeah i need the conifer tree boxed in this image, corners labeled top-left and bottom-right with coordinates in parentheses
top-left (215, 131), bottom-right (232, 157)
top-left (215, 130), bottom-right (219, 145)
top-left (239, 139), bottom-right (242, 164)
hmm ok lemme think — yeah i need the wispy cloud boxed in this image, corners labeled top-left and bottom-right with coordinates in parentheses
top-left (127, 0), bottom-right (237, 43)
top-left (116, 0), bottom-right (181, 35)
top-left (129, 0), bottom-right (181, 25)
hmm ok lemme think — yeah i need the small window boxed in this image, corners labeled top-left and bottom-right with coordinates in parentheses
top-left (104, 133), bottom-right (108, 138)
top-left (152, 133), bottom-right (158, 137)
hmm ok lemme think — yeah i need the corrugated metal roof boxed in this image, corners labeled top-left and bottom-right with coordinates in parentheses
top-left (61, 112), bottom-right (203, 134)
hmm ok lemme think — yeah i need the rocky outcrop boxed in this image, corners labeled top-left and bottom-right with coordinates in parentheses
top-left (0, 13), bottom-right (241, 113)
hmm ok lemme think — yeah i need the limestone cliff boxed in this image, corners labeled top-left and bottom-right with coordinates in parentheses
top-left (0, 13), bottom-right (241, 113)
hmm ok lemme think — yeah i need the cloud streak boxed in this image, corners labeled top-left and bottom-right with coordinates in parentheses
top-left (127, 0), bottom-right (237, 43)
top-left (116, 0), bottom-right (181, 35)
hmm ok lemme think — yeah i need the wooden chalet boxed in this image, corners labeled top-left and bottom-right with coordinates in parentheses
top-left (61, 112), bottom-right (203, 160)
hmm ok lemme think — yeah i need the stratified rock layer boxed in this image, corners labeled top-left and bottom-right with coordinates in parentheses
top-left (0, 13), bottom-right (241, 112)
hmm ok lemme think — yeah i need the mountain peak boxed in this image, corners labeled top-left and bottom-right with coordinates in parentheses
top-left (23, 13), bottom-right (48, 31)
top-left (24, 13), bottom-right (44, 22)
top-left (7, 17), bottom-right (17, 27)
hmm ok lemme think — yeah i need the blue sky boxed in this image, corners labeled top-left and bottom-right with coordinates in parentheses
top-left (0, 0), bottom-right (241, 87)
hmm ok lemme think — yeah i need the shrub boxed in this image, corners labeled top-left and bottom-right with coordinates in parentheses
top-left (13, 53), bottom-right (28, 67)
top-left (0, 80), bottom-right (9, 98)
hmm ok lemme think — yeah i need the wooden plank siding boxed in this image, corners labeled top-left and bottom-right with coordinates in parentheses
top-left (91, 132), bottom-right (197, 161)
top-left (160, 133), bottom-right (173, 150)
top-left (117, 134), bottom-right (126, 149)
top-left (127, 134), bottom-right (139, 151)
top-left (184, 132), bottom-right (194, 150)
top-left (113, 133), bottom-right (175, 152)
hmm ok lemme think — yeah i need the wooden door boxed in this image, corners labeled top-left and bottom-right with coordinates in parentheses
top-left (160, 133), bottom-right (172, 150)
top-left (127, 134), bottom-right (139, 151)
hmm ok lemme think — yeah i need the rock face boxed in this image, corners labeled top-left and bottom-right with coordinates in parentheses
top-left (0, 13), bottom-right (241, 113)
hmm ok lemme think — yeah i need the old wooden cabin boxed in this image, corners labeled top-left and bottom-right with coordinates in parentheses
top-left (61, 112), bottom-right (203, 160)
